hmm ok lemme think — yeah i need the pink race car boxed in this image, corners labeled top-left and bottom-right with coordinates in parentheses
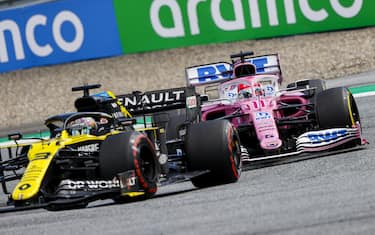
top-left (186, 51), bottom-right (367, 163)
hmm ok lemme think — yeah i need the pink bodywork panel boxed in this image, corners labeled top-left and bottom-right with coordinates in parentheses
top-left (201, 75), bottom-right (309, 151)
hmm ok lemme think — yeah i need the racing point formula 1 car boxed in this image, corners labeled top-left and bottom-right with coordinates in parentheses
top-left (185, 51), bottom-right (368, 163)
top-left (0, 84), bottom-right (241, 212)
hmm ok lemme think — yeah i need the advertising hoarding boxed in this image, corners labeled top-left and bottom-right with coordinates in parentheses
top-left (0, 0), bottom-right (122, 73)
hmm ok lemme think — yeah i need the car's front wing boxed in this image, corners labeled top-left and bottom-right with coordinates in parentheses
top-left (242, 124), bottom-right (368, 169)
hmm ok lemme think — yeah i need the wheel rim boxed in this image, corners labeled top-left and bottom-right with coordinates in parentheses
top-left (139, 147), bottom-right (157, 182)
top-left (232, 138), bottom-right (242, 171)
top-left (347, 92), bottom-right (360, 126)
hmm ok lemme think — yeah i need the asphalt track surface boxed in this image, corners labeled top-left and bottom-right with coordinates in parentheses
top-left (0, 73), bottom-right (374, 235)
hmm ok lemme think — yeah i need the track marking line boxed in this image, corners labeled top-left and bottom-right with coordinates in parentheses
top-left (353, 91), bottom-right (375, 98)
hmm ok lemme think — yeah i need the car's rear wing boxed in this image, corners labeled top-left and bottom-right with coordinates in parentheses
top-left (186, 54), bottom-right (282, 86)
top-left (117, 86), bottom-right (201, 122)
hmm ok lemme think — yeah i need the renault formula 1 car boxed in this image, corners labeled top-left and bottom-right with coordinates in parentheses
top-left (185, 51), bottom-right (368, 163)
top-left (0, 84), bottom-right (240, 212)
top-left (0, 111), bottom-right (157, 212)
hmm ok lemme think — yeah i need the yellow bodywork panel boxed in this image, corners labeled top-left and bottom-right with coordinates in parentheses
top-left (9, 90), bottom-right (142, 202)
top-left (106, 91), bottom-right (132, 118)
top-left (122, 192), bottom-right (145, 197)
top-left (11, 130), bottom-right (116, 201)
top-left (11, 140), bottom-right (59, 201)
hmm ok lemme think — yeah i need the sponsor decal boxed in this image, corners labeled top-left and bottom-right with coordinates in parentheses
top-left (226, 92), bottom-right (237, 98)
top-left (307, 129), bottom-right (347, 144)
top-left (122, 90), bottom-right (184, 106)
top-left (114, 0), bottom-right (373, 53)
top-left (186, 95), bottom-right (197, 108)
top-left (265, 134), bottom-right (274, 139)
top-left (158, 153), bottom-right (168, 164)
top-left (112, 111), bottom-right (125, 119)
top-left (32, 152), bottom-right (50, 161)
top-left (77, 143), bottom-right (100, 152)
top-left (65, 142), bottom-right (101, 156)
top-left (148, 0), bottom-right (364, 38)
top-left (267, 143), bottom-right (278, 147)
top-left (195, 62), bottom-right (232, 82)
top-left (0, 0), bottom-right (122, 73)
top-left (0, 10), bottom-right (84, 64)
top-left (125, 176), bottom-right (136, 187)
top-left (118, 170), bottom-right (140, 192)
top-left (255, 111), bottom-right (271, 121)
top-left (264, 85), bottom-right (275, 96)
top-left (18, 183), bottom-right (31, 191)
top-left (66, 180), bottom-right (120, 189)
top-left (119, 88), bottom-right (186, 112)
top-left (186, 55), bottom-right (280, 85)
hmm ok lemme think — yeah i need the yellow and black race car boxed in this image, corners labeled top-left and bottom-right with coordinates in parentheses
top-left (0, 84), bottom-right (241, 212)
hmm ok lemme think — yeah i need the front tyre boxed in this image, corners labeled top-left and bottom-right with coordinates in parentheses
top-left (186, 120), bottom-right (241, 188)
top-left (99, 132), bottom-right (159, 200)
top-left (315, 87), bottom-right (360, 129)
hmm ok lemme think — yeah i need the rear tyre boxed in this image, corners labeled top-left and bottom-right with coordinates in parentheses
top-left (99, 132), bottom-right (158, 200)
top-left (315, 87), bottom-right (360, 129)
top-left (186, 120), bottom-right (241, 188)
top-left (166, 112), bottom-right (186, 140)
top-left (153, 110), bottom-right (186, 140)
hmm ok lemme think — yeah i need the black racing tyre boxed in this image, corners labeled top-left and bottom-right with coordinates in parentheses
top-left (315, 87), bottom-right (360, 129)
top-left (99, 132), bottom-right (158, 199)
top-left (166, 112), bottom-right (186, 140)
top-left (186, 120), bottom-right (241, 188)
top-left (153, 110), bottom-right (186, 140)
top-left (287, 79), bottom-right (326, 94)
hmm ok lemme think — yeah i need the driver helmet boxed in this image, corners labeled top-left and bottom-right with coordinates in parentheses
top-left (253, 82), bottom-right (264, 96)
top-left (69, 117), bottom-right (97, 135)
top-left (238, 83), bottom-right (252, 98)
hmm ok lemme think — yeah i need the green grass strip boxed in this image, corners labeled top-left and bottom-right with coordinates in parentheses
top-left (349, 84), bottom-right (375, 94)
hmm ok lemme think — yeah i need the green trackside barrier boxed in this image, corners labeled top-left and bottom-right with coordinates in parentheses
top-left (349, 85), bottom-right (375, 94)
top-left (0, 131), bottom-right (50, 143)
top-left (114, 0), bottom-right (375, 53)
top-left (0, 117), bottom-right (153, 143)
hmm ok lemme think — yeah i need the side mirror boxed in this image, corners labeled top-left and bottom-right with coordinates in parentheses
top-left (118, 117), bottom-right (137, 126)
top-left (200, 95), bottom-right (209, 102)
top-left (8, 132), bottom-right (22, 141)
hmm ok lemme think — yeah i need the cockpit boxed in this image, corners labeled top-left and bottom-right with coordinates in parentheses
top-left (218, 76), bottom-right (279, 100)
top-left (45, 112), bottom-right (114, 138)
top-left (67, 117), bottom-right (99, 136)
top-left (233, 63), bottom-right (256, 78)
top-left (66, 114), bottom-right (112, 136)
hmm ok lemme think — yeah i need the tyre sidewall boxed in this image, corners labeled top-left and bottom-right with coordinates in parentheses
top-left (315, 87), bottom-right (358, 129)
top-left (99, 132), bottom-right (158, 195)
top-left (186, 120), bottom-right (241, 187)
